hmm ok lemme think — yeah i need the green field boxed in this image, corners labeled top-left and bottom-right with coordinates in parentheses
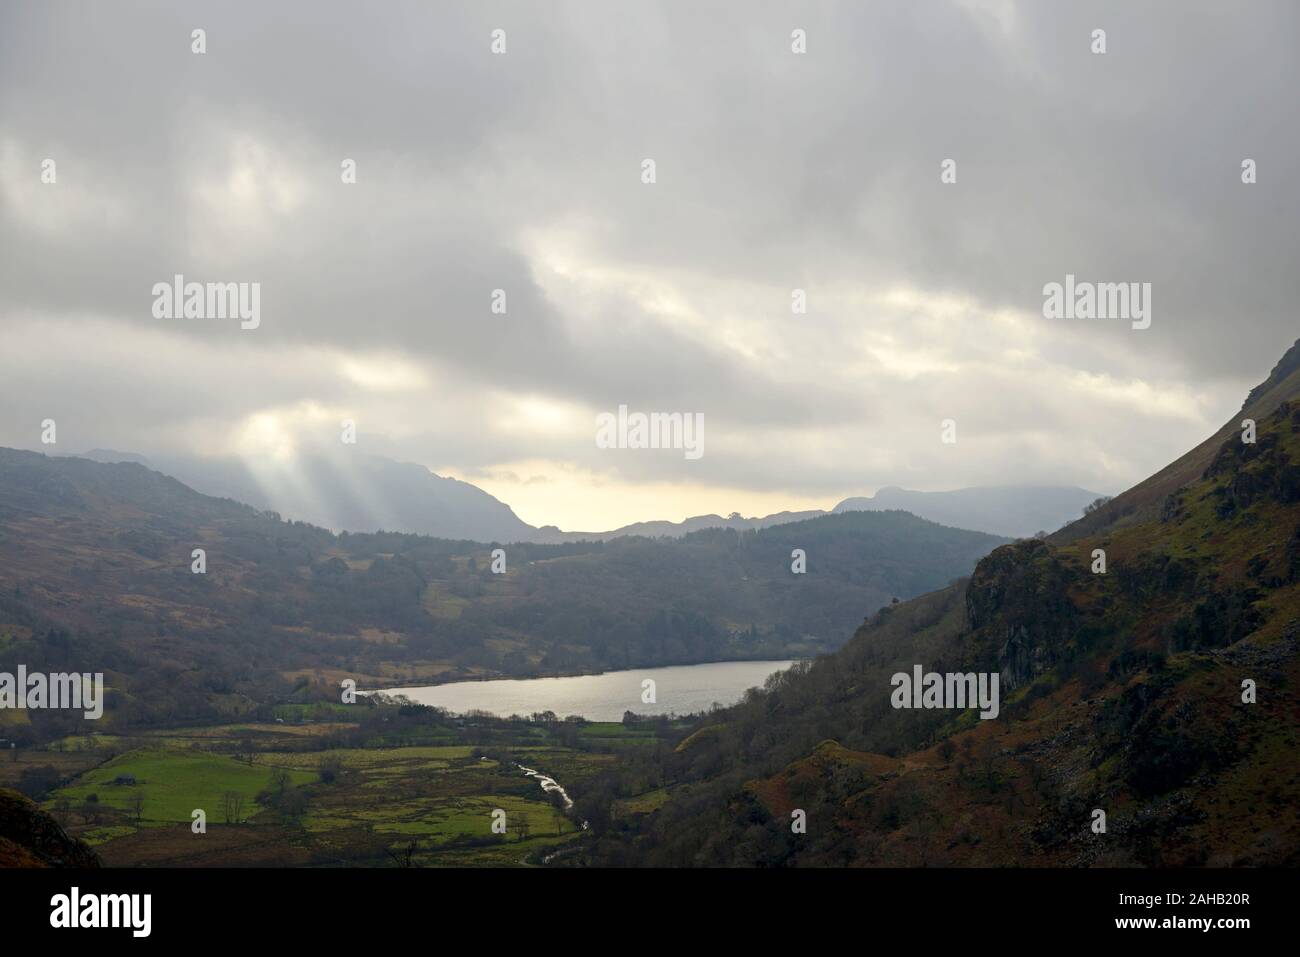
top-left (49, 750), bottom-right (316, 824)
top-left (15, 707), bottom-right (660, 866)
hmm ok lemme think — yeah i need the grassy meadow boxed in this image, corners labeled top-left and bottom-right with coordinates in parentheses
top-left (0, 704), bottom-right (675, 867)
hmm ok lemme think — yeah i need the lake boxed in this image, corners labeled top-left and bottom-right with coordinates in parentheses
top-left (375, 659), bottom-right (796, 722)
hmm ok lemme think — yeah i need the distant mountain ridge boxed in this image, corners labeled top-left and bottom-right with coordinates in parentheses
top-left (541, 484), bottom-right (1103, 543)
top-left (833, 485), bottom-right (1104, 538)
top-left (530, 509), bottom-right (828, 543)
top-left (71, 449), bottom-right (537, 544)
top-left (0, 446), bottom-right (1008, 722)
top-left (68, 451), bottom-right (1101, 544)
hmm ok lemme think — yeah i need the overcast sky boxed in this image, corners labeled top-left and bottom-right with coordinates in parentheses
top-left (1, 0), bottom-right (1297, 530)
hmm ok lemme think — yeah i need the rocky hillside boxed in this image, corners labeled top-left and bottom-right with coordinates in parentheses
top-left (577, 340), bottom-right (1300, 867)
top-left (1056, 336), bottom-right (1300, 544)
top-left (0, 788), bottom-right (99, 867)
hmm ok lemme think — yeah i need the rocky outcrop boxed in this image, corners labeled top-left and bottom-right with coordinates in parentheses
top-left (0, 788), bottom-right (99, 868)
top-left (1243, 337), bottom-right (1300, 410)
top-left (1204, 402), bottom-right (1300, 514)
top-left (999, 623), bottom-right (1059, 691)
top-left (965, 539), bottom-right (1080, 690)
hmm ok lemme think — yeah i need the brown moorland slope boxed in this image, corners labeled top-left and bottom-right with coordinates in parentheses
top-left (580, 339), bottom-right (1300, 867)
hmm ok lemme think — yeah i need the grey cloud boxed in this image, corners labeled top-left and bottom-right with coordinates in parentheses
top-left (0, 0), bottom-right (1294, 514)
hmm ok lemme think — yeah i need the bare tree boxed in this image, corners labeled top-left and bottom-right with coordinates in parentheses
top-left (269, 767), bottom-right (290, 798)
top-left (1083, 495), bottom-right (1113, 516)
top-left (222, 790), bottom-right (245, 824)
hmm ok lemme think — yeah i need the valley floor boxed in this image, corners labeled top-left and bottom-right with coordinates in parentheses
top-left (0, 708), bottom-right (670, 867)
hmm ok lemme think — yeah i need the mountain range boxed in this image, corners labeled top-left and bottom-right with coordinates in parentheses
top-left (834, 485), bottom-right (1105, 539)
top-left (0, 447), bottom-right (1007, 740)
top-left (74, 448), bottom-right (1101, 543)
top-left (79, 449), bottom-right (538, 545)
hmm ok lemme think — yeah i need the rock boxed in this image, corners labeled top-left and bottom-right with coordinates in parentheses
top-left (964, 540), bottom-right (1079, 690)
top-left (0, 787), bottom-right (100, 868)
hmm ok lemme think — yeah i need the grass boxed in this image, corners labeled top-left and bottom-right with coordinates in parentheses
top-left (615, 787), bottom-right (671, 816)
top-left (80, 825), bottom-right (136, 847)
top-left (272, 702), bottom-right (356, 721)
top-left (34, 714), bottom-right (618, 866)
top-left (250, 745), bottom-right (475, 772)
top-left (47, 749), bottom-right (316, 824)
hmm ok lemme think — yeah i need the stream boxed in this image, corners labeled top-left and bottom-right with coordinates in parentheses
top-left (515, 762), bottom-right (588, 830)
